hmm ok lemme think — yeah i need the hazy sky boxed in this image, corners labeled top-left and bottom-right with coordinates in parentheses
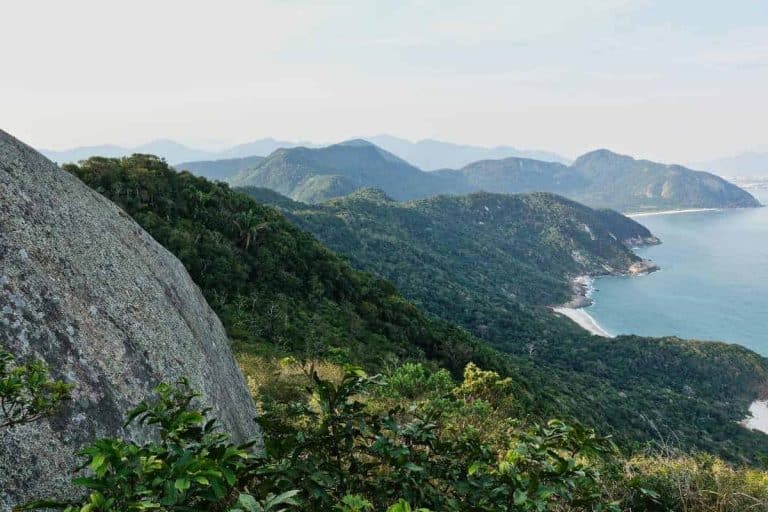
top-left (2, 0), bottom-right (767, 161)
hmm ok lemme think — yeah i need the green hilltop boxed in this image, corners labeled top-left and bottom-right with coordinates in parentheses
top-left (229, 140), bottom-right (441, 203)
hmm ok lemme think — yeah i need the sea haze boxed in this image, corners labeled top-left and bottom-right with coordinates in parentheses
top-left (587, 189), bottom-right (768, 355)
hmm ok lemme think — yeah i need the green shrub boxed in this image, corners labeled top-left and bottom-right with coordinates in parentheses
top-left (21, 379), bottom-right (256, 511)
top-left (254, 365), bottom-right (618, 511)
top-left (377, 362), bottom-right (453, 400)
top-left (0, 349), bottom-right (71, 431)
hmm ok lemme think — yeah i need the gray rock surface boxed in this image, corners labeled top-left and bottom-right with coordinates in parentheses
top-left (0, 130), bottom-right (259, 509)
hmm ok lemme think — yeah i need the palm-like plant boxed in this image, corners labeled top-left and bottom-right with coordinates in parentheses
top-left (233, 210), bottom-right (268, 250)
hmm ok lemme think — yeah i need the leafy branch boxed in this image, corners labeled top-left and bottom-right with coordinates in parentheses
top-left (0, 349), bottom-right (71, 431)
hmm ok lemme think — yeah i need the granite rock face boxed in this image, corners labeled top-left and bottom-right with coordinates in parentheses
top-left (0, 130), bottom-right (259, 509)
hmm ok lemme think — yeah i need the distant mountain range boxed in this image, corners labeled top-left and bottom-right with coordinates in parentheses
top-left (230, 140), bottom-right (760, 212)
top-left (364, 134), bottom-right (570, 169)
top-left (40, 135), bottom-right (568, 169)
top-left (693, 152), bottom-right (768, 179)
top-left (175, 155), bottom-right (265, 181)
top-left (43, 136), bottom-right (761, 211)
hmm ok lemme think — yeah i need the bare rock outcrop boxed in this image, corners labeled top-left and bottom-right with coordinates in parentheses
top-left (0, 130), bottom-right (259, 509)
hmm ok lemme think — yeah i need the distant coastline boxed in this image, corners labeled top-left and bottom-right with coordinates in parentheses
top-left (626, 208), bottom-right (721, 218)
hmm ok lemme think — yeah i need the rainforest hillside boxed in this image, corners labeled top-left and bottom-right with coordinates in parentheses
top-left (67, 155), bottom-right (768, 462)
top-left (226, 140), bottom-right (759, 211)
top-left (242, 186), bottom-right (657, 347)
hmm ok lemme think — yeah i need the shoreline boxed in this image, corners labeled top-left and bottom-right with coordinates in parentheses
top-left (552, 305), bottom-right (613, 338)
top-left (626, 208), bottom-right (721, 218)
top-left (552, 260), bottom-right (658, 338)
top-left (551, 276), bottom-right (614, 337)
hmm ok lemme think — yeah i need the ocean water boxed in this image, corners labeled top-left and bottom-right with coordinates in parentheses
top-left (586, 190), bottom-right (768, 355)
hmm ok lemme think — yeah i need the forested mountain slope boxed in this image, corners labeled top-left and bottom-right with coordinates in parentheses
top-left (243, 187), bottom-right (657, 347)
top-left (65, 156), bottom-right (768, 462)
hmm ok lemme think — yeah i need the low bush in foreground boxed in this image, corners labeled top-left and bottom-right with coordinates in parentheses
top-left (12, 355), bottom-right (768, 511)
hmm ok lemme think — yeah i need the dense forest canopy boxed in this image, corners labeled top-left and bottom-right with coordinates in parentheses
top-left (243, 186), bottom-right (654, 348)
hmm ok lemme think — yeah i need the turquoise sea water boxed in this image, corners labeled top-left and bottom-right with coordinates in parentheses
top-left (587, 190), bottom-right (768, 355)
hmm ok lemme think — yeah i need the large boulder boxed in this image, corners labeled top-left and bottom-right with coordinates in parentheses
top-left (0, 130), bottom-right (260, 509)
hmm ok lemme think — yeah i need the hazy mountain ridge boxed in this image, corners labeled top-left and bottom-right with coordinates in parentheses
top-left (233, 141), bottom-right (760, 211)
top-left (176, 155), bottom-right (265, 181)
top-left (569, 149), bottom-right (760, 211)
top-left (46, 137), bottom-right (756, 213)
top-left (433, 156), bottom-right (584, 195)
top-left (43, 139), bottom-right (214, 165)
top-left (694, 151), bottom-right (768, 179)
top-left (365, 134), bottom-right (570, 169)
top-left (39, 135), bottom-right (569, 171)
top-left (230, 140), bottom-right (448, 203)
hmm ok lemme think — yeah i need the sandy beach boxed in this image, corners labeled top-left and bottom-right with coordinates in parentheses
top-left (552, 275), bottom-right (615, 337)
top-left (626, 208), bottom-right (721, 218)
top-left (741, 400), bottom-right (768, 434)
top-left (552, 306), bottom-right (614, 337)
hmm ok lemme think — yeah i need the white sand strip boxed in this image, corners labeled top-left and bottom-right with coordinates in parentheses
top-left (741, 400), bottom-right (768, 434)
top-left (626, 208), bottom-right (721, 218)
top-left (552, 307), bottom-right (614, 338)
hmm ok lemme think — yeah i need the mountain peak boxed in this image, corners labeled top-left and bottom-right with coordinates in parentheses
top-left (337, 139), bottom-right (376, 148)
top-left (574, 148), bottom-right (627, 162)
